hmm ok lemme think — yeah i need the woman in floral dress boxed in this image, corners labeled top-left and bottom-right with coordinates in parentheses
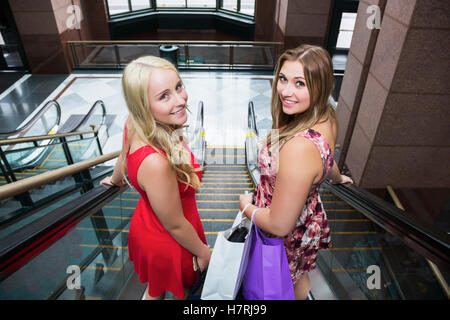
top-left (239, 45), bottom-right (353, 300)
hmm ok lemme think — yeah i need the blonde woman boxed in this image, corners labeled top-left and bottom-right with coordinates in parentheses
top-left (100, 56), bottom-right (210, 300)
top-left (239, 45), bottom-right (353, 300)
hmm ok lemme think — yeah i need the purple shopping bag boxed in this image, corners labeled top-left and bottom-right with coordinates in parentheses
top-left (242, 211), bottom-right (295, 300)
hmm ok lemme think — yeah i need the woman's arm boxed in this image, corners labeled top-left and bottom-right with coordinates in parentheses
top-left (100, 118), bottom-right (128, 187)
top-left (138, 153), bottom-right (210, 270)
top-left (100, 153), bottom-right (125, 187)
top-left (239, 136), bottom-right (323, 237)
top-left (328, 160), bottom-right (354, 184)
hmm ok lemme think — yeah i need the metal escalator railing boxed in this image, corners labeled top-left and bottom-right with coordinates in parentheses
top-left (188, 101), bottom-right (206, 167)
top-left (0, 100), bottom-right (110, 223)
top-left (0, 100), bottom-right (107, 177)
top-left (0, 100), bottom-right (62, 179)
top-left (0, 183), bottom-right (136, 299)
top-left (0, 100), bottom-right (61, 139)
top-left (386, 185), bottom-right (450, 299)
top-left (0, 151), bottom-right (119, 202)
top-left (245, 104), bottom-right (450, 300)
top-left (0, 151), bottom-right (119, 252)
top-left (322, 181), bottom-right (450, 271)
top-left (0, 151), bottom-right (134, 300)
top-left (68, 40), bottom-right (283, 71)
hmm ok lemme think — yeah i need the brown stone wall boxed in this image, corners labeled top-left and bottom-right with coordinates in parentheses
top-left (284, 0), bottom-right (334, 49)
top-left (338, 0), bottom-right (450, 188)
top-left (10, 0), bottom-right (110, 73)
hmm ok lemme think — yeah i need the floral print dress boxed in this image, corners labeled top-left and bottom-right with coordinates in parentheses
top-left (253, 129), bottom-right (333, 283)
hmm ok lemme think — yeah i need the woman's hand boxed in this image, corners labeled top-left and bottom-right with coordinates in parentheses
top-left (239, 192), bottom-right (254, 212)
top-left (195, 244), bottom-right (211, 272)
top-left (100, 176), bottom-right (124, 188)
top-left (330, 174), bottom-right (354, 185)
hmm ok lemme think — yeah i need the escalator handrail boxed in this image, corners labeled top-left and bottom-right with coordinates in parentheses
top-left (68, 40), bottom-right (284, 45)
top-left (0, 183), bottom-right (126, 282)
top-left (0, 150), bottom-right (120, 201)
top-left (0, 99), bottom-right (106, 146)
top-left (323, 181), bottom-right (450, 269)
top-left (58, 100), bottom-right (107, 134)
top-left (197, 101), bottom-right (204, 128)
top-left (0, 125), bottom-right (99, 147)
top-left (246, 154), bottom-right (450, 269)
top-left (248, 101), bottom-right (258, 136)
top-left (192, 101), bottom-right (206, 167)
top-left (0, 100), bottom-right (61, 138)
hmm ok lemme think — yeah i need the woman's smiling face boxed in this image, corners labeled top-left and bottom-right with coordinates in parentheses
top-left (147, 68), bottom-right (188, 126)
top-left (276, 60), bottom-right (311, 115)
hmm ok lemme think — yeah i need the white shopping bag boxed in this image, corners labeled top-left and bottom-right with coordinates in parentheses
top-left (201, 204), bottom-right (252, 300)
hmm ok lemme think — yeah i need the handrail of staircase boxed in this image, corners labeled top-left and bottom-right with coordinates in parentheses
top-left (0, 182), bottom-right (126, 283)
top-left (0, 150), bottom-right (120, 201)
top-left (67, 40), bottom-right (283, 45)
top-left (0, 100), bottom-right (61, 138)
top-left (0, 125), bottom-right (99, 147)
top-left (58, 100), bottom-right (107, 134)
top-left (248, 101), bottom-right (258, 136)
top-left (386, 185), bottom-right (450, 299)
top-left (322, 181), bottom-right (450, 270)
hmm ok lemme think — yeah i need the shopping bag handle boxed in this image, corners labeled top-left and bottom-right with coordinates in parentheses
top-left (241, 203), bottom-right (251, 215)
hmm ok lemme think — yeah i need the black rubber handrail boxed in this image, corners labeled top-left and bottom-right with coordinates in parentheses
top-left (59, 100), bottom-right (107, 134)
top-left (197, 101), bottom-right (204, 128)
top-left (248, 101), bottom-right (258, 136)
top-left (0, 100), bottom-right (61, 137)
top-left (0, 100), bottom-right (106, 146)
top-left (322, 181), bottom-right (450, 270)
top-left (0, 184), bottom-right (126, 282)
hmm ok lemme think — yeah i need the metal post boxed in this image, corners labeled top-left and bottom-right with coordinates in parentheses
top-left (0, 148), bottom-right (16, 182)
top-left (60, 137), bottom-right (74, 165)
top-left (0, 158), bottom-right (11, 183)
top-left (229, 45), bottom-right (234, 70)
top-left (114, 45), bottom-right (121, 68)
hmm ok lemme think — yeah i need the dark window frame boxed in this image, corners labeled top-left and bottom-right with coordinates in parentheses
top-left (105, 0), bottom-right (255, 21)
top-left (327, 0), bottom-right (359, 57)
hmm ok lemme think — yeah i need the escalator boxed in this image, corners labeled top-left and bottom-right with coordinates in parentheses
top-left (0, 99), bottom-right (113, 240)
top-left (1, 99), bottom-right (448, 300)
top-left (0, 101), bottom-right (111, 214)
top-left (198, 146), bottom-right (252, 249)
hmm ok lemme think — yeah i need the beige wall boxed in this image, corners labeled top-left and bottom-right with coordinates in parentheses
top-left (337, 0), bottom-right (450, 188)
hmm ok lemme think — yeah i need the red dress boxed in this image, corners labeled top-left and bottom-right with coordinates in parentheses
top-left (125, 127), bottom-right (206, 299)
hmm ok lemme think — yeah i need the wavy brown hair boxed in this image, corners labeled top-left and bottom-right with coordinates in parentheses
top-left (266, 44), bottom-right (336, 151)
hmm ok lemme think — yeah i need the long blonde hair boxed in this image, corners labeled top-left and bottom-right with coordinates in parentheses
top-left (267, 44), bottom-right (336, 151)
top-left (120, 56), bottom-right (201, 190)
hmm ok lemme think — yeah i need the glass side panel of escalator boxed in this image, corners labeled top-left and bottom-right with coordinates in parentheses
top-left (0, 101), bottom-right (60, 171)
top-left (1, 134), bottom-right (104, 187)
top-left (315, 186), bottom-right (449, 300)
top-left (0, 173), bottom-right (112, 243)
top-left (0, 186), bottom-right (138, 300)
